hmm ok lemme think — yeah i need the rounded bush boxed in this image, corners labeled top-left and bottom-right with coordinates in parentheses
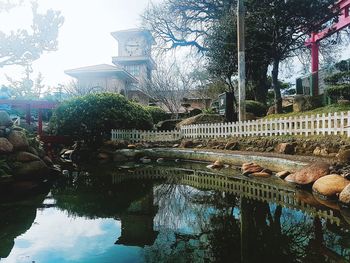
top-left (246, 100), bottom-right (267, 117)
top-left (50, 93), bottom-right (153, 144)
top-left (144, 106), bottom-right (168, 124)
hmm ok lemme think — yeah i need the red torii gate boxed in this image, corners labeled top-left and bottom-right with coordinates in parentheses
top-left (305, 0), bottom-right (350, 96)
top-left (0, 99), bottom-right (57, 135)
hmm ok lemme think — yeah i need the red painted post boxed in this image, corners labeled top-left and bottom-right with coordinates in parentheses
top-left (311, 33), bottom-right (319, 96)
top-left (38, 108), bottom-right (43, 135)
top-left (26, 104), bottom-right (31, 125)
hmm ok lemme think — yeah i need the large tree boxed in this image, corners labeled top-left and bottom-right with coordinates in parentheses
top-left (0, 1), bottom-right (64, 68)
top-left (246, 0), bottom-right (338, 113)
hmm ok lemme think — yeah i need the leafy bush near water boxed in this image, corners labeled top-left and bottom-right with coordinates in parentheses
top-left (49, 93), bottom-right (153, 144)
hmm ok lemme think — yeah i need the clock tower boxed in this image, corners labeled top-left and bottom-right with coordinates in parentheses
top-left (111, 29), bottom-right (156, 85)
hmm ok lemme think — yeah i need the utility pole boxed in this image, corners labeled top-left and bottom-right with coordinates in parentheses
top-left (237, 0), bottom-right (246, 122)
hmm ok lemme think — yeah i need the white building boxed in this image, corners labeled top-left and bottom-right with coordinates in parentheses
top-left (65, 29), bottom-right (156, 105)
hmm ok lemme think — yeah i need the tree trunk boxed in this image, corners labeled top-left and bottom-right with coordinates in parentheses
top-left (253, 65), bottom-right (269, 104)
top-left (272, 59), bottom-right (282, 113)
top-left (225, 91), bottom-right (237, 122)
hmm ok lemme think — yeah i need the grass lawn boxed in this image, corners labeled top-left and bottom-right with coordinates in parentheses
top-left (265, 103), bottom-right (350, 119)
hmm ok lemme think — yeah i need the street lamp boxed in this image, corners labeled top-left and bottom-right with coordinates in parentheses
top-left (237, 0), bottom-right (246, 122)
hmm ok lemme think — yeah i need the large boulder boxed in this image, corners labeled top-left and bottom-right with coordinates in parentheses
top-left (14, 160), bottom-right (49, 180)
top-left (8, 131), bottom-right (29, 150)
top-left (285, 162), bottom-right (330, 185)
top-left (339, 184), bottom-right (350, 205)
top-left (312, 174), bottom-right (350, 198)
top-left (16, 152), bottom-right (41, 162)
top-left (0, 111), bottom-right (13, 127)
top-left (242, 163), bottom-right (263, 175)
top-left (0, 138), bottom-right (13, 153)
top-left (275, 143), bottom-right (295, 155)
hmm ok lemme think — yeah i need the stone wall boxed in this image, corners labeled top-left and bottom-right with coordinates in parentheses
top-left (0, 111), bottom-right (54, 186)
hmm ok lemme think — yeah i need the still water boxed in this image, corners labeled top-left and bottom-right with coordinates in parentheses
top-left (1, 161), bottom-right (350, 263)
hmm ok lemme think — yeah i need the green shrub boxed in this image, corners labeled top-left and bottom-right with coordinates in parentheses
top-left (144, 106), bottom-right (168, 124)
top-left (50, 93), bottom-right (153, 145)
top-left (324, 71), bottom-right (350, 85)
top-left (326, 84), bottom-right (350, 100)
top-left (246, 100), bottom-right (267, 117)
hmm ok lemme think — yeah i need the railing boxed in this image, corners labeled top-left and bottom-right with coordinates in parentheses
top-left (111, 129), bottom-right (182, 143)
top-left (111, 111), bottom-right (350, 142)
top-left (181, 111), bottom-right (350, 139)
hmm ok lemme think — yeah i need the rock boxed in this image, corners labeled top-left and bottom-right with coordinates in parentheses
top-left (43, 156), bottom-right (54, 166)
top-left (28, 146), bottom-right (39, 156)
top-left (285, 162), bottom-right (330, 185)
top-left (266, 147), bottom-right (274, 152)
top-left (261, 168), bottom-right (272, 175)
top-left (251, 172), bottom-right (271, 178)
top-left (0, 111), bottom-right (12, 127)
top-left (313, 146), bottom-right (322, 156)
top-left (212, 160), bottom-right (224, 169)
top-left (196, 144), bottom-right (204, 148)
top-left (98, 152), bottom-right (110, 160)
top-left (16, 151), bottom-right (41, 162)
top-left (113, 153), bottom-right (128, 162)
top-left (312, 174), bottom-right (350, 198)
top-left (0, 138), bottom-right (13, 153)
top-left (14, 160), bottom-right (49, 180)
top-left (242, 163), bottom-right (263, 175)
top-left (339, 184), bottom-right (350, 205)
top-left (8, 130), bottom-right (29, 150)
top-left (127, 144), bottom-right (137, 149)
top-left (156, 158), bottom-right (165, 163)
top-left (275, 143), bottom-right (295, 155)
top-left (172, 144), bottom-right (180, 148)
top-left (140, 157), bottom-right (152, 164)
top-left (276, 170), bottom-right (290, 179)
top-left (337, 149), bottom-right (350, 163)
top-left (180, 140), bottom-right (193, 148)
top-left (225, 142), bottom-right (238, 150)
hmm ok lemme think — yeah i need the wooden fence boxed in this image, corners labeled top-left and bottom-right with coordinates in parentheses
top-left (111, 111), bottom-right (350, 142)
top-left (111, 129), bottom-right (182, 143)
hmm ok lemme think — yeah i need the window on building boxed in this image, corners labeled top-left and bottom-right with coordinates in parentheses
top-left (125, 65), bottom-right (140, 77)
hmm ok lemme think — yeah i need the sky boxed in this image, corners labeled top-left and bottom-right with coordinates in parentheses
top-left (0, 0), bottom-right (349, 89)
top-left (0, 0), bottom-right (162, 88)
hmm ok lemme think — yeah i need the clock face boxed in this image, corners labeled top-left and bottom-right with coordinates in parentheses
top-left (125, 37), bottom-right (141, 56)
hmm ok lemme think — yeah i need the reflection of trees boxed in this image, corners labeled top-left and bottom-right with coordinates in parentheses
top-left (51, 170), bottom-right (156, 219)
top-left (0, 193), bottom-right (47, 258)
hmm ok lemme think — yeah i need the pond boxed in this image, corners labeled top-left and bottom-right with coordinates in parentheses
top-left (1, 160), bottom-right (350, 263)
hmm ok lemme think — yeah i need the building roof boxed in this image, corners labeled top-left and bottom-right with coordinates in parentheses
top-left (111, 28), bottom-right (156, 44)
top-left (64, 64), bottom-right (138, 82)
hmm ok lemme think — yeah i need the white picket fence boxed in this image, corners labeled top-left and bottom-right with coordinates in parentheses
top-left (111, 111), bottom-right (350, 142)
top-left (111, 129), bottom-right (183, 143)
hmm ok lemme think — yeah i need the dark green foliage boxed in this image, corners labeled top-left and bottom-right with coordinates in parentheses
top-left (144, 106), bottom-right (168, 124)
top-left (326, 85), bottom-right (350, 100)
top-left (324, 71), bottom-right (350, 85)
top-left (246, 100), bottom-right (267, 117)
top-left (50, 93), bottom-right (153, 144)
top-left (325, 59), bottom-right (350, 100)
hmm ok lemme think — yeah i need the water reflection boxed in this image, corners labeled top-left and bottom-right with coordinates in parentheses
top-left (0, 162), bottom-right (349, 262)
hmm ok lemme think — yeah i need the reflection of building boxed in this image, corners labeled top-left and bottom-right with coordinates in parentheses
top-left (65, 29), bottom-right (155, 105)
top-left (115, 187), bottom-right (158, 247)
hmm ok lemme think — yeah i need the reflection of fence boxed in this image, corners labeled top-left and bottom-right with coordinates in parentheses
top-left (112, 167), bottom-right (341, 226)
top-left (111, 112), bottom-right (350, 142)
top-left (111, 129), bottom-right (182, 142)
